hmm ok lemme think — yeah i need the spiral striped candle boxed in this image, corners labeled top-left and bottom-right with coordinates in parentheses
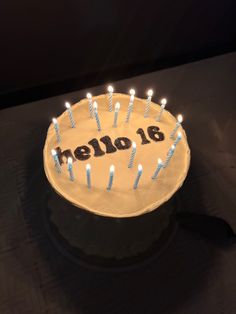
top-left (170, 114), bottom-right (183, 139)
top-left (107, 165), bottom-right (115, 191)
top-left (152, 158), bottom-right (163, 179)
top-left (163, 145), bottom-right (175, 168)
top-left (51, 149), bottom-right (61, 173)
top-left (67, 157), bottom-right (74, 181)
top-left (125, 94), bottom-right (135, 123)
top-left (113, 102), bottom-right (120, 127)
top-left (133, 164), bottom-right (143, 189)
top-left (86, 163), bottom-right (91, 189)
top-left (65, 102), bottom-right (75, 128)
top-left (93, 101), bottom-right (101, 131)
top-left (52, 118), bottom-right (61, 143)
top-left (144, 89), bottom-right (153, 118)
top-left (108, 85), bottom-right (113, 112)
top-left (173, 131), bottom-right (182, 147)
top-left (128, 141), bottom-right (136, 168)
top-left (156, 98), bottom-right (167, 122)
top-left (87, 93), bottom-right (93, 118)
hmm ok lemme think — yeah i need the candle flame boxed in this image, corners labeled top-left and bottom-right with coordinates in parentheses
top-left (108, 85), bottom-right (114, 93)
top-left (68, 157), bottom-right (73, 164)
top-left (65, 102), bottom-right (71, 108)
top-left (161, 98), bottom-right (167, 106)
top-left (132, 141), bottom-right (136, 149)
top-left (86, 163), bottom-right (91, 170)
top-left (86, 93), bottom-right (92, 99)
top-left (129, 89), bottom-right (135, 95)
top-left (52, 118), bottom-right (57, 124)
top-left (147, 89), bottom-right (153, 97)
top-left (115, 102), bottom-right (120, 111)
top-left (93, 101), bottom-right (98, 110)
top-left (51, 149), bottom-right (56, 156)
top-left (178, 131), bottom-right (182, 138)
top-left (158, 158), bottom-right (162, 164)
top-left (138, 164), bottom-right (143, 172)
top-left (130, 94), bottom-right (134, 102)
top-left (110, 164), bottom-right (115, 173)
top-left (177, 114), bottom-right (183, 123)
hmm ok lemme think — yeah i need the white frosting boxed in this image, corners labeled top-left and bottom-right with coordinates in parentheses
top-left (44, 93), bottom-right (190, 218)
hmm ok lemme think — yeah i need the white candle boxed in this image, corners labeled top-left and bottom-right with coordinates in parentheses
top-left (156, 98), bottom-right (167, 122)
top-left (86, 163), bottom-right (91, 189)
top-left (107, 85), bottom-right (114, 112)
top-left (107, 165), bottom-right (115, 191)
top-left (144, 89), bottom-right (153, 118)
top-left (128, 141), bottom-right (137, 168)
top-left (52, 118), bottom-right (61, 143)
top-left (93, 101), bottom-right (101, 131)
top-left (87, 93), bottom-right (93, 118)
top-left (65, 102), bottom-right (76, 128)
top-left (163, 145), bottom-right (175, 168)
top-left (125, 94), bottom-right (135, 123)
top-left (173, 131), bottom-right (182, 147)
top-left (67, 157), bottom-right (74, 181)
top-left (152, 158), bottom-right (163, 179)
top-left (51, 149), bottom-right (61, 173)
top-left (113, 102), bottom-right (120, 127)
top-left (170, 114), bottom-right (183, 139)
top-left (133, 164), bottom-right (143, 189)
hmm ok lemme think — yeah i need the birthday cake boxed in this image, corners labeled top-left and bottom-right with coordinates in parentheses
top-left (43, 89), bottom-right (190, 261)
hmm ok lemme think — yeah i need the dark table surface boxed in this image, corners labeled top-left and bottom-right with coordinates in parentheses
top-left (0, 52), bottom-right (236, 314)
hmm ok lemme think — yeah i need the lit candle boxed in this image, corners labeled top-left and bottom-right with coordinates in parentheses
top-left (133, 164), bottom-right (143, 189)
top-left (170, 114), bottom-right (183, 139)
top-left (173, 131), bottom-right (182, 147)
top-left (113, 102), bottom-right (120, 127)
top-left (125, 90), bottom-right (135, 123)
top-left (163, 145), bottom-right (175, 168)
top-left (52, 118), bottom-right (61, 143)
top-left (51, 149), bottom-right (61, 173)
top-left (107, 165), bottom-right (115, 191)
top-left (65, 102), bottom-right (75, 128)
top-left (107, 85), bottom-right (114, 112)
top-left (152, 158), bottom-right (163, 179)
top-left (156, 98), bottom-right (167, 122)
top-left (87, 93), bottom-right (93, 118)
top-left (144, 89), bottom-right (153, 118)
top-left (86, 163), bottom-right (91, 189)
top-left (129, 88), bottom-right (135, 97)
top-left (128, 141), bottom-right (137, 168)
top-left (93, 101), bottom-right (101, 131)
top-left (67, 157), bottom-right (74, 181)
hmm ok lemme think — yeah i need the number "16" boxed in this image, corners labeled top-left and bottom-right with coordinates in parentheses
top-left (136, 126), bottom-right (164, 144)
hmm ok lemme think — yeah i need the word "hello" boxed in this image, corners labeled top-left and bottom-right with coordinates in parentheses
top-left (54, 125), bottom-right (164, 164)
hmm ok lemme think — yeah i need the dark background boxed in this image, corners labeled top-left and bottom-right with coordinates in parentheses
top-left (0, 0), bottom-right (236, 108)
top-left (1, 2), bottom-right (236, 313)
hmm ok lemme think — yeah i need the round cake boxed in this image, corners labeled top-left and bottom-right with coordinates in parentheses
top-left (43, 91), bottom-right (190, 262)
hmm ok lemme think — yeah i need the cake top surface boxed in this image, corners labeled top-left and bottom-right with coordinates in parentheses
top-left (43, 93), bottom-right (190, 218)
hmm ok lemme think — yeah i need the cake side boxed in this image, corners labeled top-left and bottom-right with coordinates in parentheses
top-left (47, 188), bottom-right (177, 259)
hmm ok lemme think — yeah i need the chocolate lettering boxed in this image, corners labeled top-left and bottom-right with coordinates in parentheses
top-left (54, 125), bottom-right (164, 163)
top-left (100, 135), bottom-right (117, 154)
top-left (88, 138), bottom-right (105, 157)
top-left (136, 128), bottom-right (151, 145)
top-left (147, 126), bottom-right (164, 142)
top-left (55, 147), bottom-right (76, 165)
top-left (114, 137), bottom-right (132, 150)
top-left (74, 145), bottom-right (91, 161)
